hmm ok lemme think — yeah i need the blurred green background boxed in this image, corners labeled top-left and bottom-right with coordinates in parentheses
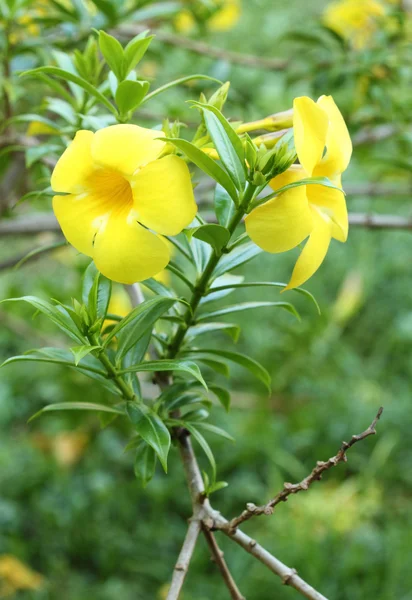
top-left (1, 0), bottom-right (412, 598)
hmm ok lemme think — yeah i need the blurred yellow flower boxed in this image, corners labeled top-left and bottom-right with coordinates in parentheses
top-left (31, 431), bottom-right (89, 467)
top-left (246, 95), bottom-right (352, 290)
top-left (323, 0), bottom-right (386, 48)
top-left (0, 555), bottom-right (44, 598)
top-left (175, 0), bottom-right (240, 33)
top-left (51, 125), bottom-right (197, 284)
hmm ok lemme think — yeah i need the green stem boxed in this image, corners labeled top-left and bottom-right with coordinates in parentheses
top-left (166, 183), bottom-right (257, 358)
top-left (89, 333), bottom-right (135, 401)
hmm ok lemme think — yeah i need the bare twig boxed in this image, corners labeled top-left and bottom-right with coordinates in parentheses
top-left (0, 214), bottom-right (60, 235)
top-left (348, 213), bottom-right (412, 229)
top-left (178, 432), bottom-right (330, 600)
top-left (166, 518), bottom-right (202, 600)
top-left (227, 408), bottom-right (383, 531)
top-left (117, 25), bottom-right (288, 71)
top-left (202, 527), bottom-right (246, 600)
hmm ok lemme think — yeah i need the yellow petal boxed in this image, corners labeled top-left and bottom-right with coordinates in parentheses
top-left (245, 185), bottom-right (313, 253)
top-left (293, 97), bottom-right (329, 176)
top-left (52, 191), bottom-right (105, 256)
top-left (209, 0), bottom-right (241, 31)
top-left (51, 130), bottom-right (95, 193)
top-left (307, 175), bottom-right (348, 242)
top-left (317, 95), bottom-right (352, 175)
top-left (269, 163), bottom-right (307, 192)
top-left (91, 124), bottom-right (165, 177)
top-left (131, 155), bottom-right (197, 235)
top-left (92, 209), bottom-right (170, 284)
top-left (284, 208), bottom-right (333, 291)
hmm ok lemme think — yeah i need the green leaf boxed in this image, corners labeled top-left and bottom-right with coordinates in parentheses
top-left (196, 357), bottom-right (230, 377)
top-left (29, 402), bottom-right (124, 423)
top-left (198, 301), bottom-right (299, 322)
top-left (214, 183), bottom-right (235, 227)
top-left (1, 347), bottom-right (105, 374)
top-left (195, 422), bottom-right (235, 442)
top-left (186, 349), bottom-right (271, 392)
top-left (253, 176), bottom-right (344, 209)
top-left (120, 359), bottom-right (207, 390)
top-left (190, 224), bottom-right (230, 256)
top-left (89, 0), bottom-right (117, 20)
top-left (115, 79), bottom-right (150, 115)
top-left (103, 297), bottom-right (176, 358)
top-left (84, 262), bottom-right (112, 323)
top-left (207, 481), bottom-right (228, 495)
top-left (127, 403), bottom-right (171, 472)
top-left (134, 441), bottom-right (157, 487)
top-left (21, 66), bottom-right (117, 115)
top-left (201, 274), bottom-right (244, 305)
top-left (184, 423), bottom-right (216, 477)
top-left (124, 33), bottom-right (154, 75)
top-left (12, 241), bottom-right (67, 271)
top-left (212, 242), bottom-right (262, 279)
top-left (205, 281), bottom-right (320, 314)
top-left (98, 31), bottom-right (125, 80)
top-left (186, 322), bottom-right (240, 342)
top-left (191, 102), bottom-right (246, 190)
top-left (143, 74), bottom-right (222, 104)
top-left (70, 345), bottom-right (101, 366)
top-left (163, 137), bottom-right (238, 203)
top-left (210, 385), bottom-right (231, 411)
top-left (0, 296), bottom-right (84, 343)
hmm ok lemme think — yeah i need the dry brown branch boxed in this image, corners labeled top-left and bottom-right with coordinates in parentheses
top-left (202, 527), bottom-right (246, 600)
top-left (178, 434), bottom-right (330, 600)
top-left (226, 408), bottom-right (383, 531)
top-left (116, 25), bottom-right (288, 71)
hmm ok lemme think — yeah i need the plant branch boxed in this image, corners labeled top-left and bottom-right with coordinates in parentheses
top-left (202, 527), bottom-right (246, 600)
top-left (116, 25), bottom-right (288, 71)
top-left (226, 408), bottom-right (383, 531)
top-left (166, 518), bottom-right (202, 600)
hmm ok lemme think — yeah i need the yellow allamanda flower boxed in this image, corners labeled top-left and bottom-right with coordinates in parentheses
top-left (245, 95), bottom-right (352, 291)
top-left (323, 0), bottom-right (386, 49)
top-left (51, 125), bottom-right (197, 284)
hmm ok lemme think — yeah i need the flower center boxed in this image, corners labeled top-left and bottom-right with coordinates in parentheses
top-left (86, 169), bottom-right (133, 213)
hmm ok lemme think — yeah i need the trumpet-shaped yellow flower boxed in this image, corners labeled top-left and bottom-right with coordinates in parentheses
top-left (51, 125), bottom-right (197, 284)
top-left (245, 95), bottom-right (352, 290)
top-left (323, 0), bottom-right (385, 49)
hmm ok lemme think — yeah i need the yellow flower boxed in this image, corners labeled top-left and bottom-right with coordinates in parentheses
top-left (0, 555), bottom-right (44, 596)
top-left (323, 0), bottom-right (385, 49)
top-left (245, 95), bottom-right (352, 291)
top-left (51, 125), bottom-right (197, 284)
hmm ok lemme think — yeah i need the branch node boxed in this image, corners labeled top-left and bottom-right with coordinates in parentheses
top-left (282, 568), bottom-right (298, 585)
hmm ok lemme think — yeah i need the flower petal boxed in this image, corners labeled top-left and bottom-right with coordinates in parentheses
top-left (52, 191), bottom-right (105, 256)
top-left (269, 163), bottom-right (307, 192)
top-left (284, 208), bottom-right (333, 291)
top-left (92, 210), bottom-right (170, 284)
top-left (293, 96), bottom-right (329, 176)
top-left (307, 175), bottom-right (348, 242)
top-left (245, 184), bottom-right (313, 253)
top-left (131, 155), bottom-right (197, 235)
top-left (51, 130), bottom-right (95, 194)
top-left (316, 95), bottom-right (352, 175)
top-left (91, 124), bottom-right (165, 177)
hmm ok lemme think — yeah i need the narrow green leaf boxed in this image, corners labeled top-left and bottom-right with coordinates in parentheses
top-left (252, 176), bottom-right (344, 209)
top-left (198, 301), bottom-right (299, 322)
top-left (210, 385), bottom-right (231, 411)
top-left (214, 183), bottom-right (235, 227)
top-left (186, 322), bottom-right (240, 342)
top-left (1, 348), bottom-right (105, 375)
top-left (120, 359), bottom-right (207, 390)
top-left (186, 349), bottom-right (271, 392)
top-left (142, 74), bottom-right (222, 104)
top-left (184, 423), bottom-right (216, 477)
top-left (212, 242), bottom-right (262, 279)
top-left (124, 33), bottom-right (154, 74)
top-left (195, 422), bottom-right (235, 442)
top-left (21, 67), bottom-right (117, 115)
top-left (0, 296), bottom-right (84, 343)
top-left (70, 345), bottom-right (100, 366)
top-left (191, 102), bottom-right (246, 190)
top-left (163, 137), bottom-right (238, 202)
top-left (134, 441), bottom-right (157, 487)
top-left (29, 402), bottom-right (124, 423)
top-left (195, 357), bottom-right (230, 377)
top-left (127, 403), bottom-right (171, 472)
top-left (98, 31), bottom-right (125, 80)
top-left (103, 296), bottom-right (176, 357)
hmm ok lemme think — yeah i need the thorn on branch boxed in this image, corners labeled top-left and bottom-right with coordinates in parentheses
top-left (226, 407), bottom-right (384, 531)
